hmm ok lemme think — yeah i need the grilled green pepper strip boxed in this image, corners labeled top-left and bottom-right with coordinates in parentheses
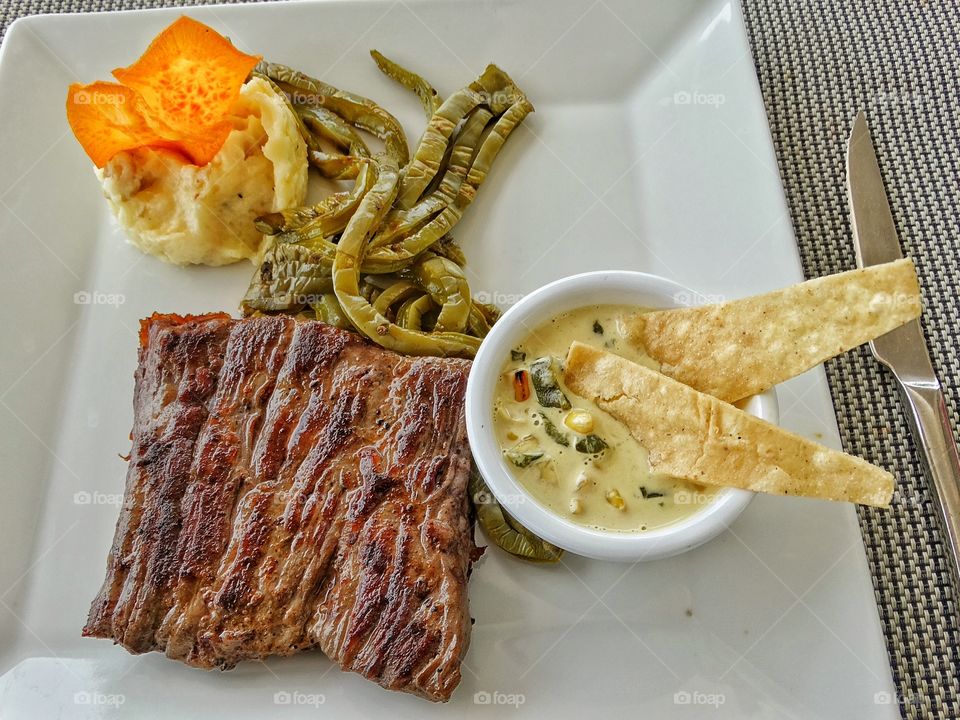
top-left (258, 61), bottom-right (409, 165)
top-left (256, 190), bottom-right (350, 235)
top-left (372, 280), bottom-right (421, 316)
top-left (370, 49), bottom-right (442, 122)
top-left (360, 272), bottom-right (404, 291)
top-left (396, 87), bottom-right (485, 208)
top-left (311, 293), bottom-right (352, 329)
top-left (360, 277), bottom-right (381, 304)
top-left (433, 107), bottom-right (494, 200)
top-left (470, 467), bottom-right (563, 563)
top-left (307, 151), bottom-right (364, 180)
top-left (367, 196), bottom-right (445, 250)
top-left (530, 357), bottom-right (571, 409)
top-left (367, 108), bottom-right (491, 250)
top-left (396, 293), bottom-right (435, 330)
top-left (296, 105), bottom-right (371, 157)
top-left (474, 301), bottom-right (501, 327)
top-left (259, 160), bottom-right (375, 236)
top-left (504, 449), bottom-right (543, 467)
top-left (467, 303), bottom-right (492, 338)
top-left (411, 254), bottom-right (471, 333)
top-left (433, 236), bottom-right (467, 266)
top-left (241, 241), bottom-right (334, 314)
top-left (501, 510), bottom-right (565, 563)
top-left (368, 98), bottom-right (531, 265)
top-left (575, 434), bottom-right (608, 454)
top-left (537, 412), bottom-right (570, 447)
top-left (331, 154), bottom-right (480, 357)
top-left (295, 105), bottom-right (370, 179)
top-left (396, 64), bottom-right (515, 208)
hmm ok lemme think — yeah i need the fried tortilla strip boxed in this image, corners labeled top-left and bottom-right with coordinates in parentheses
top-left (564, 342), bottom-right (894, 507)
top-left (625, 259), bottom-right (921, 403)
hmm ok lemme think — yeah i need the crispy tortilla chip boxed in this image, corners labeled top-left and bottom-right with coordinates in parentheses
top-left (66, 16), bottom-right (261, 168)
top-left (625, 259), bottom-right (921, 403)
top-left (564, 342), bottom-right (894, 507)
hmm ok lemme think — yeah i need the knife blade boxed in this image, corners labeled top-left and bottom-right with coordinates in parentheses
top-left (847, 110), bottom-right (960, 592)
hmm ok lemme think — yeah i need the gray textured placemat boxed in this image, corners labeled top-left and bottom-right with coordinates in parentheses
top-left (2, 1), bottom-right (958, 717)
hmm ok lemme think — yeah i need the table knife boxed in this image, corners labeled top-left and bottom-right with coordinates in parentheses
top-left (847, 110), bottom-right (960, 591)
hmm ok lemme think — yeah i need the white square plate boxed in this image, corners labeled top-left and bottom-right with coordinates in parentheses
top-left (0, 1), bottom-right (900, 717)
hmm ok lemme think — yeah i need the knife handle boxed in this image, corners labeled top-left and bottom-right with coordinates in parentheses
top-left (897, 381), bottom-right (960, 589)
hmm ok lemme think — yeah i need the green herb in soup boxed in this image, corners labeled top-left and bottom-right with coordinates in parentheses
top-left (492, 304), bottom-right (718, 533)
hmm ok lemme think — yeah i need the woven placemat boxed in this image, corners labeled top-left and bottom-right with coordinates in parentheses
top-left (2, 1), bottom-right (958, 717)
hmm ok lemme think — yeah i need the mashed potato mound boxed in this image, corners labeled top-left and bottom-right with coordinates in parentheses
top-left (97, 77), bottom-right (308, 266)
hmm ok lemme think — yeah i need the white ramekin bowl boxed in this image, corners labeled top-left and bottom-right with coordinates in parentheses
top-left (465, 271), bottom-right (779, 562)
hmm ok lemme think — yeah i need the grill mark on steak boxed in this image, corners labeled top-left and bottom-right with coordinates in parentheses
top-left (84, 314), bottom-right (475, 702)
top-left (157, 317), bottom-right (295, 661)
top-left (84, 314), bottom-right (232, 653)
top-left (310, 355), bottom-right (473, 700)
top-left (349, 448), bottom-right (398, 520)
top-left (190, 322), bottom-right (364, 665)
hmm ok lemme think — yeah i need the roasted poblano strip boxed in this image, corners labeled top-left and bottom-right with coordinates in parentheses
top-left (396, 86), bottom-right (485, 208)
top-left (473, 301), bottom-right (501, 327)
top-left (370, 49), bottom-right (442, 122)
top-left (505, 449), bottom-right (543, 468)
top-left (467, 304), bottom-right (492, 338)
top-left (529, 357), bottom-right (571, 409)
top-left (331, 154), bottom-right (481, 357)
top-left (296, 105), bottom-right (371, 158)
top-left (470, 466), bottom-right (564, 563)
top-left (372, 279), bottom-right (420, 317)
top-left (396, 293), bottom-right (436, 330)
top-left (242, 241), bottom-right (334, 313)
top-left (257, 60), bottom-right (410, 165)
top-left (537, 412), bottom-right (570, 447)
top-left (575, 434), bottom-right (609, 455)
top-left (412, 254), bottom-right (471, 333)
top-left (396, 99), bottom-right (530, 261)
top-left (504, 435), bottom-right (544, 467)
top-left (307, 152), bottom-right (366, 180)
top-left (368, 197), bottom-right (446, 250)
top-left (397, 64), bottom-right (525, 208)
top-left (311, 294), bottom-right (351, 328)
top-left (432, 236), bottom-right (467, 266)
top-left (367, 107), bottom-right (491, 252)
top-left (259, 160), bottom-right (376, 236)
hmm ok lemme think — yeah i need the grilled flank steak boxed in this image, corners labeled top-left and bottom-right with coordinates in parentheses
top-left (83, 313), bottom-right (478, 702)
